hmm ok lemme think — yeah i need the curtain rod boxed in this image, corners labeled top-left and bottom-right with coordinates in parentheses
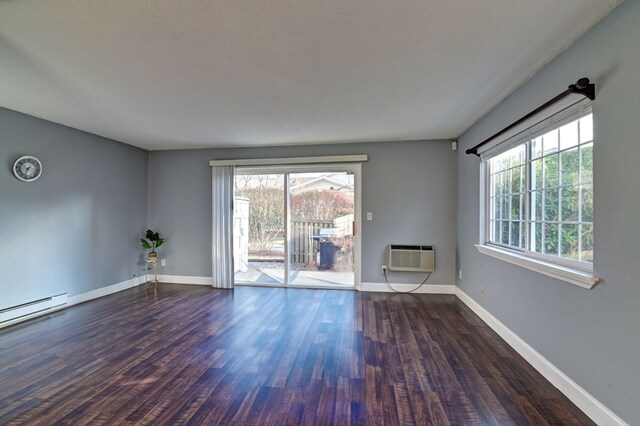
top-left (465, 78), bottom-right (596, 156)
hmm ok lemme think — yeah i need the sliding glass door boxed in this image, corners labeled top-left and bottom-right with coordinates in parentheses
top-left (233, 165), bottom-right (359, 288)
top-left (288, 171), bottom-right (355, 286)
top-left (233, 173), bottom-right (286, 285)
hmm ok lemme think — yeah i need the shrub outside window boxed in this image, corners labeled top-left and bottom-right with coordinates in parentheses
top-left (485, 111), bottom-right (593, 269)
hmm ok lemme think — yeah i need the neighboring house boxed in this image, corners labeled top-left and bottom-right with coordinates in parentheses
top-left (290, 173), bottom-right (354, 195)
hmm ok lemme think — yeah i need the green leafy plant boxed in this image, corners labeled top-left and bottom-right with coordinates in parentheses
top-left (141, 229), bottom-right (164, 256)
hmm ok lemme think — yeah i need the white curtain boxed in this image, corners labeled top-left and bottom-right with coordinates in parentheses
top-left (211, 165), bottom-right (234, 289)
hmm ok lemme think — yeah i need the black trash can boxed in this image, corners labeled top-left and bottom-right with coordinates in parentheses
top-left (318, 241), bottom-right (339, 270)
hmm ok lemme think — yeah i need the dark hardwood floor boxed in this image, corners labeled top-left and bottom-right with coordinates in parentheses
top-left (0, 284), bottom-right (592, 425)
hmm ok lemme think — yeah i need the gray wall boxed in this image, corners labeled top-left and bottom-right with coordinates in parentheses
top-left (456, 2), bottom-right (639, 423)
top-left (0, 108), bottom-right (149, 308)
top-left (148, 140), bottom-right (457, 285)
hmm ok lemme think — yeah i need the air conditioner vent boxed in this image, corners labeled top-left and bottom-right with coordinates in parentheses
top-left (387, 244), bottom-right (435, 272)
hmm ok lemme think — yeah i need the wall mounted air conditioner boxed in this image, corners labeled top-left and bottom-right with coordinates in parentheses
top-left (387, 244), bottom-right (435, 272)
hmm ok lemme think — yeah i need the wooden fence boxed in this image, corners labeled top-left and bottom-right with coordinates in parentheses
top-left (290, 220), bottom-right (333, 264)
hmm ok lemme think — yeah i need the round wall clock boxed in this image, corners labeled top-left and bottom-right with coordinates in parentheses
top-left (13, 156), bottom-right (43, 182)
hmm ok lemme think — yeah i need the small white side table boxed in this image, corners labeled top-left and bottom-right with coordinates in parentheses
top-left (145, 258), bottom-right (159, 289)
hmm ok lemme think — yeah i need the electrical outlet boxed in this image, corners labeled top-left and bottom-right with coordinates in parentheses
top-left (458, 269), bottom-right (462, 280)
top-left (381, 265), bottom-right (387, 274)
top-left (366, 212), bottom-right (373, 221)
top-left (480, 285), bottom-right (486, 294)
top-left (161, 259), bottom-right (166, 267)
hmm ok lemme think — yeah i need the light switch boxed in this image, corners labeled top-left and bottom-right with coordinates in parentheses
top-left (366, 212), bottom-right (373, 221)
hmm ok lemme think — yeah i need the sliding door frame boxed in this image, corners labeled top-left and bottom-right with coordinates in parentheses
top-left (234, 163), bottom-right (362, 290)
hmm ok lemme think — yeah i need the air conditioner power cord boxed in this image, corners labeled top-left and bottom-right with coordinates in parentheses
top-left (383, 268), bottom-right (432, 294)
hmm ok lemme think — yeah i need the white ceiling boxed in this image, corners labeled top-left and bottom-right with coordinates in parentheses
top-left (0, 0), bottom-right (622, 151)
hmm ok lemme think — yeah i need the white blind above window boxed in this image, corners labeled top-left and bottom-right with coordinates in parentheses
top-left (479, 96), bottom-right (592, 159)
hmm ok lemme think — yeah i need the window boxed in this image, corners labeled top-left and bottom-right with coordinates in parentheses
top-left (479, 101), bottom-right (596, 286)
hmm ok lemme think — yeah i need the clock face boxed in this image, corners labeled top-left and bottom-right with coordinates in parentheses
top-left (13, 156), bottom-right (42, 182)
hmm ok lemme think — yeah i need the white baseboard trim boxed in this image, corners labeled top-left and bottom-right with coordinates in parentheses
top-left (454, 287), bottom-right (627, 426)
top-left (156, 277), bottom-right (454, 293)
top-left (361, 282), bottom-right (455, 294)
top-left (157, 275), bottom-right (212, 286)
top-left (1, 276), bottom-right (146, 329)
top-left (67, 276), bottom-right (147, 306)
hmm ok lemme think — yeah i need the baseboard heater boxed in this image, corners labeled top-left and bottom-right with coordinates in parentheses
top-left (387, 244), bottom-right (435, 272)
top-left (0, 293), bottom-right (68, 325)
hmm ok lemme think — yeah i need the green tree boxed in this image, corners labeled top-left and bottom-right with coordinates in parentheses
top-left (237, 187), bottom-right (284, 251)
top-left (493, 140), bottom-right (592, 262)
top-left (236, 185), bottom-right (354, 251)
top-left (291, 190), bottom-right (353, 221)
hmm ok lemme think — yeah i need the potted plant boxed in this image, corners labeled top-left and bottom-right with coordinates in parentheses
top-left (141, 229), bottom-right (165, 259)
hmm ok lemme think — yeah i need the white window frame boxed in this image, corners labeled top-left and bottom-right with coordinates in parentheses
top-left (476, 97), bottom-right (599, 289)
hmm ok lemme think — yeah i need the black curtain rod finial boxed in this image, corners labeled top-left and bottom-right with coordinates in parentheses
top-left (568, 77), bottom-right (595, 100)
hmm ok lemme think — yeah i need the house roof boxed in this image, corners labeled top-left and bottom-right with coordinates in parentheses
top-left (290, 175), bottom-right (354, 193)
